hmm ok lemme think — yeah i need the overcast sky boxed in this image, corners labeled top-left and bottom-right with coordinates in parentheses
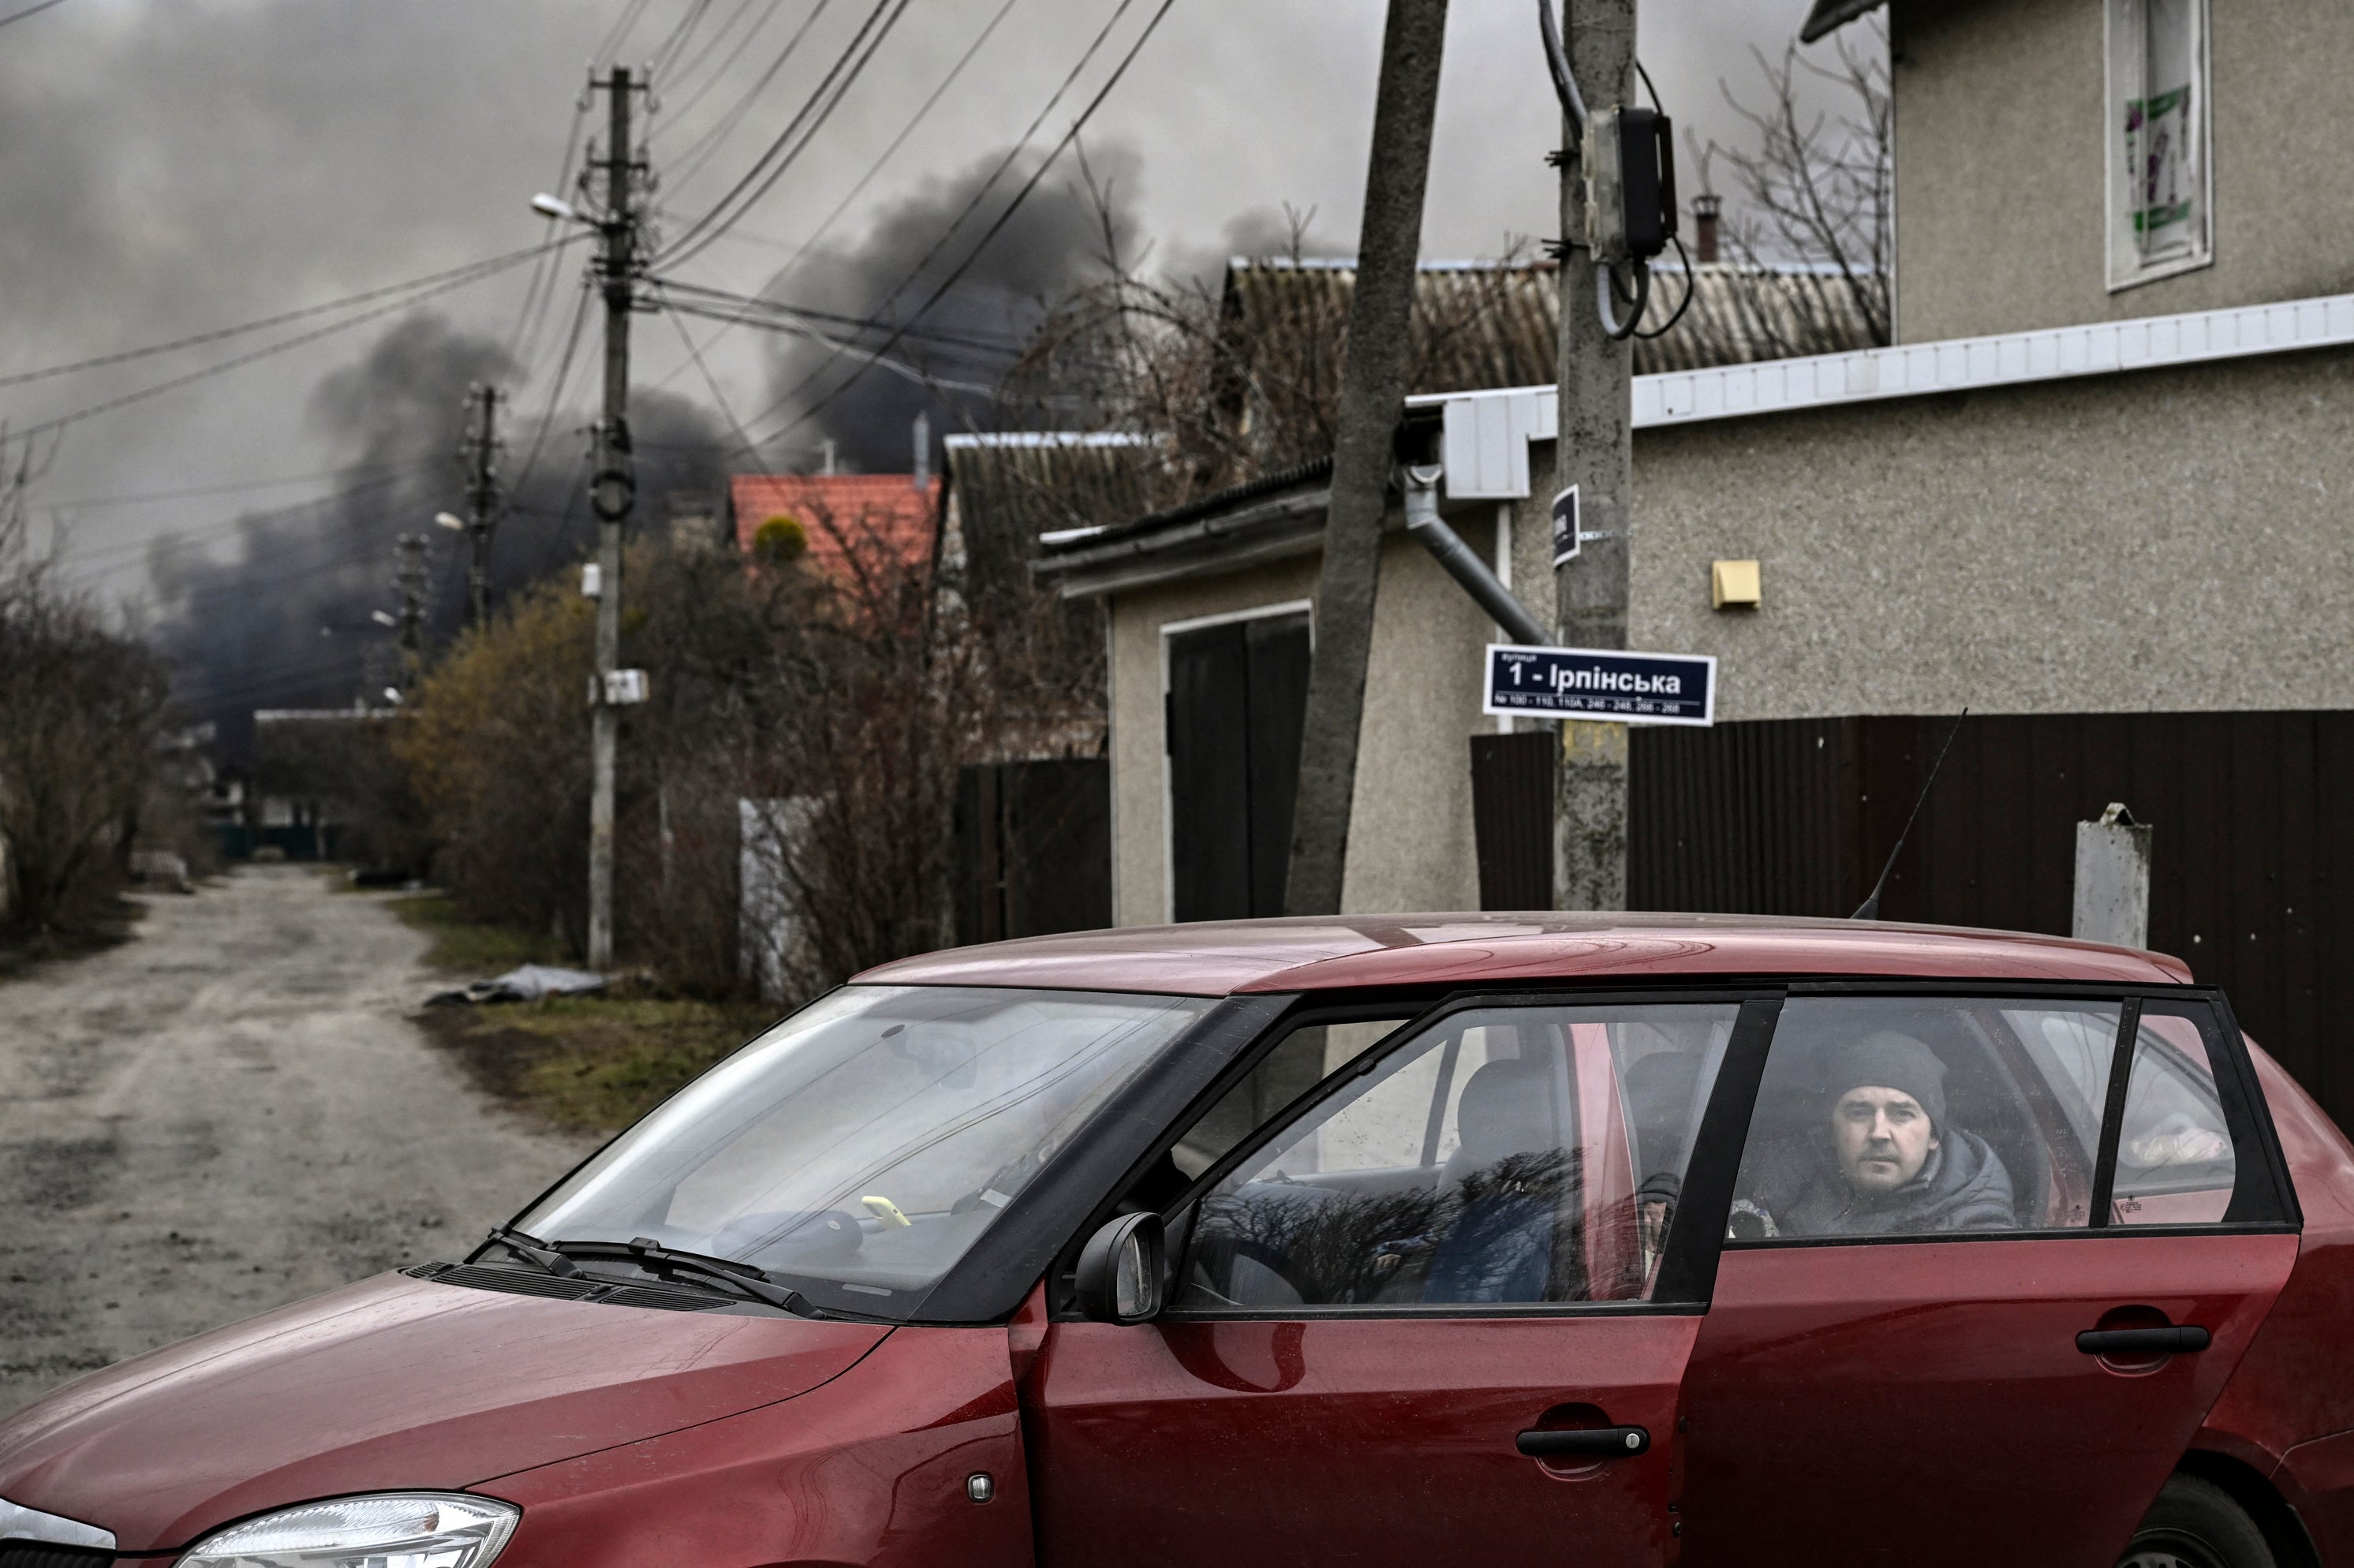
top-left (0, 0), bottom-right (1871, 605)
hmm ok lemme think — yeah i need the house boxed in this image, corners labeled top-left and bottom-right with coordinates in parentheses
top-left (1033, 0), bottom-right (2354, 1127)
top-left (727, 472), bottom-right (943, 610)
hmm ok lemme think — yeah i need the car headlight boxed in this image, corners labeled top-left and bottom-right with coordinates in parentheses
top-left (176, 1493), bottom-right (519, 1568)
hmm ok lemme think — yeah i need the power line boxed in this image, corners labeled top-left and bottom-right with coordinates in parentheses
top-left (592, 0), bottom-right (658, 65)
top-left (2, 245), bottom-right (559, 450)
top-left (0, 0), bottom-right (72, 31)
top-left (656, 0), bottom-right (917, 269)
top-left (648, 0), bottom-right (716, 77)
top-left (662, 0), bottom-right (840, 193)
top-left (653, 278), bottom-right (1027, 354)
top-left (36, 462), bottom-right (413, 512)
top-left (0, 238), bottom-right (583, 391)
top-left (660, 297), bottom-right (1001, 396)
top-left (742, 0), bottom-right (1181, 453)
top-left (506, 280), bottom-right (596, 508)
top-left (660, 0), bottom-right (769, 115)
top-left (723, 0), bottom-right (1153, 439)
top-left (41, 471), bottom-right (424, 581)
top-left (764, 0), bottom-right (1026, 286)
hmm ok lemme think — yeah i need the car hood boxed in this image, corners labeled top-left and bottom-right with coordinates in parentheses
top-left (0, 1270), bottom-right (890, 1553)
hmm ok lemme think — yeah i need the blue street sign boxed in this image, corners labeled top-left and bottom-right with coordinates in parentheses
top-left (1484, 644), bottom-right (1717, 726)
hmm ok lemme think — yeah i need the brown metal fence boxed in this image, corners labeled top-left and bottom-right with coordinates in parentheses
top-left (1627, 712), bottom-right (2354, 1131)
top-left (955, 759), bottom-right (1112, 946)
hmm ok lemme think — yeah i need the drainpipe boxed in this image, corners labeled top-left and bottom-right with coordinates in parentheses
top-left (1400, 465), bottom-right (1551, 646)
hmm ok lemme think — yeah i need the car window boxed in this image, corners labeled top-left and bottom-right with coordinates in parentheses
top-left (514, 984), bottom-right (1213, 1320)
top-left (1171, 1017), bottom-right (1408, 1181)
top-left (1728, 998), bottom-right (2123, 1242)
top-left (2111, 1007), bottom-right (2236, 1226)
top-left (1174, 1002), bottom-right (1737, 1310)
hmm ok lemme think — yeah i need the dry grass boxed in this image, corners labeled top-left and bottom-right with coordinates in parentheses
top-left (387, 890), bottom-right (567, 974)
top-left (418, 995), bottom-right (779, 1135)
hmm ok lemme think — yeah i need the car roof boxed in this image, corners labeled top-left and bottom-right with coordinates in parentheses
top-left (855, 913), bottom-right (2195, 997)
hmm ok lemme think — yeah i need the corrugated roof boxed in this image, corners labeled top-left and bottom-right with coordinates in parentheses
top-left (1223, 257), bottom-right (1884, 388)
top-left (941, 435), bottom-right (1168, 600)
top-left (730, 474), bottom-right (941, 601)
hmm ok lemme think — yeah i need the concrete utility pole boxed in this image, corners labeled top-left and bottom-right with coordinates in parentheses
top-left (585, 65), bottom-right (645, 973)
top-left (458, 383), bottom-right (502, 630)
top-left (394, 533), bottom-right (428, 661)
top-left (1282, 0), bottom-right (1452, 919)
top-left (1554, 0), bottom-right (1638, 912)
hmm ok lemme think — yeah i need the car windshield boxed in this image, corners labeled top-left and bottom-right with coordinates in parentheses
top-left (513, 985), bottom-right (1212, 1320)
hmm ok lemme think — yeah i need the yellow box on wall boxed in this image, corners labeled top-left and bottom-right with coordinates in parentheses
top-left (1712, 558), bottom-right (1762, 610)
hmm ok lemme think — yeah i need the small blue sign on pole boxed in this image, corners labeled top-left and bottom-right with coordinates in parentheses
top-left (1484, 644), bottom-right (1717, 726)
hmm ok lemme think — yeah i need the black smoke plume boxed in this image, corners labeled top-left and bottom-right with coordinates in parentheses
top-left (145, 313), bottom-right (727, 760)
top-left (754, 144), bottom-right (1142, 474)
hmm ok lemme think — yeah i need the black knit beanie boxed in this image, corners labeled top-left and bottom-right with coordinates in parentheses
top-left (1822, 1031), bottom-right (1948, 1133)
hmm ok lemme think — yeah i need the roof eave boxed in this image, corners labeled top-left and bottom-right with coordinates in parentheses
top-left (1801, 0), bottom-right (1885, 43)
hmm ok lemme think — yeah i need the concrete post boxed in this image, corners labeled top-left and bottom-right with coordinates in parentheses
top-left (1553, 0), bottom-right (1637, 913)
top-left (2073, 803), bottom-right (2153, 949)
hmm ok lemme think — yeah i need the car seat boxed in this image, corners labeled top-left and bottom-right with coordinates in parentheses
top-left (1422, 1059), bottom-right (1571, 1303)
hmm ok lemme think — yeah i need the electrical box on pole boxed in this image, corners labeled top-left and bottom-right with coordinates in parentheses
top-left (1582, 106), bottom-right (1677, 265)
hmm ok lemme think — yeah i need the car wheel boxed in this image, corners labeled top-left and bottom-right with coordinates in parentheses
top-left (2117, 1474), bottom-right (2277, 1568)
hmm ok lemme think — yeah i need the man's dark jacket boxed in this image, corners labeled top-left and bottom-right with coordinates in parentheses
top-left (1760, 1129), bottom-right (2018, 1236)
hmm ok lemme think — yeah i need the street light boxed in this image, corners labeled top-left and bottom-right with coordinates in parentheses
top-left (434, 511), bottom-right (466, 532)
top-left (371, 610), bottom-right (398, 628)
top-left (531, 193), bottom-right (587, 225)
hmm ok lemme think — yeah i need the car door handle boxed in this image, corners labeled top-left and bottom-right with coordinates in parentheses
top-left (2076, 1326), bottom-right (2210, 1356)
top-left (1516, 1426), bottom-right (1651, 1458)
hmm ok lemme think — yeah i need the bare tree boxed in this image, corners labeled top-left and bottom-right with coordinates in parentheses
top-left (1698, 19), bottom-right (1893, 348)
top-left (1000, 165), bottom-right (1546, 513)
top-left (0, 476), bottom-right (174, 935)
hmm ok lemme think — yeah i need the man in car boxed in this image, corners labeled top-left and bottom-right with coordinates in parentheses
top-left (1734, 1032), bottom-right (2018, 1237)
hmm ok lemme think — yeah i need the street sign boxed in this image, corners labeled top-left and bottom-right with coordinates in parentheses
top-left (1551, 486), bottom-right (1580, 565)
top-left (1484, 644), bottom-right (1717, 726)
top-left (588, 669), bottom-right (651, 707)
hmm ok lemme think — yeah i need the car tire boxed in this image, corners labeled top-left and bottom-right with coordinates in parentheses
top-left (2117, 1474), bottom-right (2277, 1568)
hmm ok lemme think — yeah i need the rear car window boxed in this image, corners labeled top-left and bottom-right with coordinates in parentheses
top-left (1728, 998), bottom-right (2124, 1241)
top-left (2111, 1008), bottom-right (2237, 1226)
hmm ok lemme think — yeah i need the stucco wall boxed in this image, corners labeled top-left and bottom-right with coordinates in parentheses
top-left (1625, 345), bottom-right (2354, 719)
top-left (1893, 0), bottom-right (2354, 343)
top-left (1105, 515), bottom-right (1511, 926)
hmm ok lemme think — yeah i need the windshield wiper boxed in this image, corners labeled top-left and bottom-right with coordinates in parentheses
top-left (480, 1225), bottom-right (582, 1278)
top-left (554, 1237), bottom-right (820, 1317)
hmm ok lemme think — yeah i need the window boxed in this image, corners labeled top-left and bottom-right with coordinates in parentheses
top-left (1171, 1017), bottom-right (1409, 1182)
top-left (516, 985), bottom-right (1215, 1320)
top-left (2107, 0), bottom-right (2212, 290)
top-left (1728, 998), bottom-right (2124, 1241)
top-left (2111, 1004), bottom-right (2237, 1226)
top-left (1175, 1002), bottom-right (1738, 1309)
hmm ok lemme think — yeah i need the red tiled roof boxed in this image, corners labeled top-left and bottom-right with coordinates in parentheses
top-left (731, 474), bottom-right (941, 596)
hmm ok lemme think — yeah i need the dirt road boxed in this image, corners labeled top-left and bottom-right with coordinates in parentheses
top-left (0, 866), bottom-right (597, 1417)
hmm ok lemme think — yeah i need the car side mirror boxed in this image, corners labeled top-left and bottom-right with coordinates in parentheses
top-left (1074, 1212), bottom-right (1165, 1324)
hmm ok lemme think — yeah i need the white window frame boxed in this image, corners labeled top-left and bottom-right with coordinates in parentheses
top-left (2105, 0), bottom-right (2214, 293)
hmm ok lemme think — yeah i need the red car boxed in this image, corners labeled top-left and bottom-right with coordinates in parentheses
top-left (3, 914), bottom-right (2350, 1568)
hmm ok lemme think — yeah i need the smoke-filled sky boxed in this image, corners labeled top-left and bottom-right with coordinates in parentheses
top-left (0, 0), bottom-right (1872, 723)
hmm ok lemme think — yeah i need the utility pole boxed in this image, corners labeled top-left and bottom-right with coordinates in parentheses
top-left (394, 533), bottom-right (428, 663)
top-left (1281, 0), bottom-right (1452, 918)
top-left (458, 383), bottom-right (503, 629)
top-left (585, 65), bottom-right (645, 973)
top-left (1554, 0), bottom-right (1638, 911)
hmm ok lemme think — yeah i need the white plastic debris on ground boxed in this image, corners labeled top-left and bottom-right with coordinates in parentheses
top-left (428, 965), bottom-right (608, 1006)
